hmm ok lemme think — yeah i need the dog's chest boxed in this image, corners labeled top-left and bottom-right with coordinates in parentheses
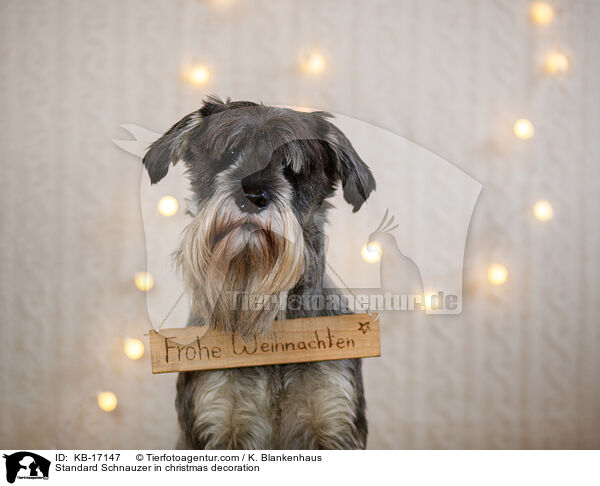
top-left (187, 360), bottom-right (361, 449)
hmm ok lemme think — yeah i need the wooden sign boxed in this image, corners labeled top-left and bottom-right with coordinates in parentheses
top-left (149, 313), bottom-right (380, 373)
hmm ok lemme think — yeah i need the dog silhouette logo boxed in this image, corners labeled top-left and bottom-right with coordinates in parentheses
top-left (2, 452), bottom-right (50, 483)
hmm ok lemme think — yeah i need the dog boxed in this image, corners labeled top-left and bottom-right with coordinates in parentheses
top-left (142, 96), bottom-right (375, 449)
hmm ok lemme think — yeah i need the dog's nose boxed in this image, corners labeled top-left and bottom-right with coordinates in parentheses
top-left (235, 188), bottom-right (271, 212)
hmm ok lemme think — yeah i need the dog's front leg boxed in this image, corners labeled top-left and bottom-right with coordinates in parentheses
top-left (176, 367), bottom-right (275, 449)
top-left (277, 359), bottom-right (367, 449)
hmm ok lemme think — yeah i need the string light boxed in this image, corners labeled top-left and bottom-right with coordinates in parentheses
top-left (134, 272), bottom-right (154, 292)
top-left (544, 52), bottom-right (569, 74)
top-left (530, 2), bottom-right (555, 25)
top-left (513, 119), bottom-right (535, 139)
top-left (487, 264), bottom-right (508, 286)
top-left (97, 391), bottom-right (118, 412)
top-left (184, 65), bottom-right (210, 85)
top-left (158, 196), bottom-right (179, 216)
top-left (124, 338), bottom-right (145, 360)
top-left (533, 200), bottom-right (554, 221)
top-left (300, 52), bottom-right (326, 75)
top-left (361, 241), bottom-right (382, 264)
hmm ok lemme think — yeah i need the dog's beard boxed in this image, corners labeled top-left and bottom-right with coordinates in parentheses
top-left (176, 190), bottom-right (304, 338)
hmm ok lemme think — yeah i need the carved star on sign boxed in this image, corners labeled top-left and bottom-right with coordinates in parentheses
top-left (358, 321), bottom-right (370, 334)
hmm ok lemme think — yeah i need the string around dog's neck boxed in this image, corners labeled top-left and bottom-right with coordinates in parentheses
top-left (325, 261), bottom-right (378, 321)
top-left (154, 290), bottom-right (185, 332)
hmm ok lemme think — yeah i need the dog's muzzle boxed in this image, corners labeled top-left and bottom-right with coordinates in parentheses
top-left (175, 188), bottom-right (305, 337)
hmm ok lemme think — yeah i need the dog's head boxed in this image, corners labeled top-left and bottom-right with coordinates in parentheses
top-left (143, 96), bottom-right (375, 336)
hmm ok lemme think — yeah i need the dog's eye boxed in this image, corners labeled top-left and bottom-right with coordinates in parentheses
top-left (216, 147), bottom-right (239, 169)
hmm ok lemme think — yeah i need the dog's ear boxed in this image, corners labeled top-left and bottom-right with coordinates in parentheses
top-left (318, 116), bottom-right (376, 212)
top-left (143, 111), bottom-right (202, 184)
top-left (143, 96), bottom-right (257, 184)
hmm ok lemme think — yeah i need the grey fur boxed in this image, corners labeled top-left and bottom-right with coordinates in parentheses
top-left (143, 97), bottom-right (375, 449)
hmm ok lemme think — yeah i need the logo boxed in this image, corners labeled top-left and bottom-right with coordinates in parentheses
top-left (2, 452), bottom-right (50, 483)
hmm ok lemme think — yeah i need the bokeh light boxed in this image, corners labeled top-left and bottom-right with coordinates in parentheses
top-left (301, 52), bottom-right (326, 74)
top-left (124, 338), bottom-right (145, 360)
top-left (185, 65), bottom-right (210, 85)
top-left (158, 196), bottom-right (179, 217)
top-left (134, 272), bottom-right (154, 292)
top-left (544, 52), bottom-right (569, 74)
top-left (361, 241), bottom-right (382, 264)
top-left (531, 2), bottom-right (555, 25)
top-left (97, 391), bottom-right (118, 412)
top-left (487, 264), bottom-right (508, 286)
top-left (533, 200), bottom-right (554, 221)
top-left (513, 119), bottom-right (535, 139)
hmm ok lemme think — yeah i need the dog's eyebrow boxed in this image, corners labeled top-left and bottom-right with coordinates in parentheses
top-left (220, 135), bottom-right (248, 155)
top-left (276, 138), bottom-right (326, 174)
top-left (200, 109), bottom-right (327, 171)
top-left (203, 117), bottom-right (259, 155)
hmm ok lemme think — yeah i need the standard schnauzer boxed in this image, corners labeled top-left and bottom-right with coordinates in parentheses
top-left (143, 96), bottom-right (375, 449)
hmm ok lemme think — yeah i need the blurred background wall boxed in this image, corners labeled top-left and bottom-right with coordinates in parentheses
top-left (1, 0), bottom-right (599, 449)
